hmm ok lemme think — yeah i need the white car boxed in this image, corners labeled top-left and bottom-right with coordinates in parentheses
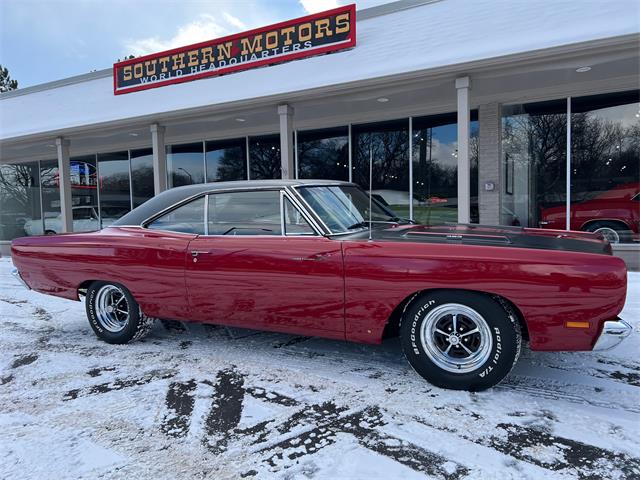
top-left (23, 206), bottom-right (116, 235)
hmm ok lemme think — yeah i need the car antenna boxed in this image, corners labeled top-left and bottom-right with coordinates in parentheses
top-left (368, 143), bottom-right (373, 241)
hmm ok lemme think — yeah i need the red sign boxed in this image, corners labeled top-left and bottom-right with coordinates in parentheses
top-left (113, 5), bottom-right (356, 95)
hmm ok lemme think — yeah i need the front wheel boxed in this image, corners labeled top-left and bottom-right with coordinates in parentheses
top-left (86, 281), bottom-right (155, 344)
top-left (400, 291), bottom-right (521, 391)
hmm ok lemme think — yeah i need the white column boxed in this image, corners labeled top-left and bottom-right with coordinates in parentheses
top-left (150, 123), bottom-right (167, 194)
top-left (456, 76), bottom-right (471, 224)
top-left (55, 137), bottom-right (73, 233)
top-left (278, 104), bottom-right (294, 179)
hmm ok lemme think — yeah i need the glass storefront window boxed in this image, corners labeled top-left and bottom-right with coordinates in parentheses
top-left (70, 155), bottom-right (99, 232)
top-left (167, 142), bottom-right (205, 188)
top-left (297, 127), bottom-right (349, 181)
top-left (569, 91), bottom-right (639, 244)
top-left (98, 151), bottom-right (131, 227)
top-left (39, 159), bottom-right (60, 235)
top-left (205, 138), bottom-right (247, 182)
top-left (412, 112), bottom-right (479, 225)
top-left (249, 134), bottom-right (281, 180)
top-left (502, 100), bottom-right (567, 229)
top-left (352, 120), bottom-right (410, 218)
top-left (130, 148), bottom-right (154, 208)
top-left (0, 162), bottom-right (41, 239)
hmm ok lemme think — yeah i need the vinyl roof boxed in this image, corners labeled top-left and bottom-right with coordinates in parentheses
top-left (1, 0), bottom-right (638, 141)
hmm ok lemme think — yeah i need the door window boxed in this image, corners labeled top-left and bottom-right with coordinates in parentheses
top-left (207, 190), bottom-right (282, 235)
top-left (147, 196), bottom-right (205, 234)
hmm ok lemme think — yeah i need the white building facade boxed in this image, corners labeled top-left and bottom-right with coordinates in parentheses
top-left (1, 0), bottom-right (639, 266)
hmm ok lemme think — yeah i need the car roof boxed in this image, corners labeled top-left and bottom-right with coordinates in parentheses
top-left (113, 179), bottom-right (354, 227)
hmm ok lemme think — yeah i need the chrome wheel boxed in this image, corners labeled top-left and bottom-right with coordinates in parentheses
top-left (95, 285), bottom-right (130, 333)
top-left (593, 227), bottom-right (620, 244)
top-left (420, 303), bottom-right (493, 373)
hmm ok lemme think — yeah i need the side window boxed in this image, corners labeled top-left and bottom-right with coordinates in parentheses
top-left (208, 190), bottom-right (281, 235)
top-left (148, 196), bottom-right (205, 234)
top-left (284, 197), bottom-right (315, 235)
top-left (73, 208), bottom-right (93, 220)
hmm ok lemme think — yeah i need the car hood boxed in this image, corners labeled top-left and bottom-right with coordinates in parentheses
top-left (340, 223), bottom-right (613, 255)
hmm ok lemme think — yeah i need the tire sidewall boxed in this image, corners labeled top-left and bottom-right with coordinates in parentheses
top-left (401, 291), bottom-right (520, 391)
top-left (86, 281), bottom-right (141, 344)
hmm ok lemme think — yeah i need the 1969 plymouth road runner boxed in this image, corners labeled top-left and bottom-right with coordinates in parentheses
top-left (11, 180), bottom-right (632, 391)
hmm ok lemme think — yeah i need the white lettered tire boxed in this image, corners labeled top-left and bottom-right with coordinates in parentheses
top-left (400, 291), bottom-right (521, 391)
top-left (86, 281), bottom-right (155, 344)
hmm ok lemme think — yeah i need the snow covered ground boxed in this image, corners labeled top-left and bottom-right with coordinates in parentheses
top-left (1, 256), bottom-right (638, 480)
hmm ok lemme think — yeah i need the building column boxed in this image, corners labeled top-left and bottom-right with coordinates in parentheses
top-left (456, 76), bottom-right (471, 224)
top-left (150, 123), bottom-right (167, 194)
top-left (55, 137), bottom-right (73, 233)
top-left (478, 103), bottom-right (502, 225)
top-left (278, 104), bottom-right (294, 179)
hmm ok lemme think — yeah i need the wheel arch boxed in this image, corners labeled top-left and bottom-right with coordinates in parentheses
top-left (581, 218), bottom-right (631, 232)
top-left (382, 288), bottom-right (530, 342)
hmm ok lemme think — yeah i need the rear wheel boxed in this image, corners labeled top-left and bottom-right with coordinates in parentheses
top-left (585, 221), bottom-right (628, 244)
top-left (86, 282), bottom-right (155, 344)
top-left (400, 291), bottom-right (521, 391)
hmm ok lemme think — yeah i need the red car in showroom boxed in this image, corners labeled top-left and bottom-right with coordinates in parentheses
top-left (539, 182), bottom-right (640, 243)
top-left (11, 180), bottom-right (631, 391)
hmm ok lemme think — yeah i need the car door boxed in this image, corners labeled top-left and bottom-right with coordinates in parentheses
top-left (185, 188), bottom-right (345, 338)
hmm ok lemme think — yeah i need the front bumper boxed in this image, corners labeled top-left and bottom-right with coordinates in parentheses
top-left (593, 318), bottom-right (632, 351)
top-left (11, 267), bottom-right (30, 290)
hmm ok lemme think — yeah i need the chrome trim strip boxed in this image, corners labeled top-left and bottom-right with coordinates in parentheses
top-left (203, 194), bottom-right (209, 235)
top-left (593, 319), bottom-right (632, 351)
top-left (11, 267), bottom-right (30, 290)
top-left (279, 190), bottom-right (286, 235)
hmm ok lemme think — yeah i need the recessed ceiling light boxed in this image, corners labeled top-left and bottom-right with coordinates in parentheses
top-left (235, 118), bottom-right (246, 122)
top-left (129, 133), bottom-right (139, 137)
top-left (46, 144), bottom-right (55, 147)
top-left (377, 97), bottom-right (389, 103)
top-left (575, 66), bottom-right (591, 73)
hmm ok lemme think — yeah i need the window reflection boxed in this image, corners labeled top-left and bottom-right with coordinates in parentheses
top-left (0, 162), bottom-right (41, 239)
top-left (39, 160), bottom-right (59, 235)
top-left (569, 91), bottom-right (640, 244)
top-left (131, 148), bottom-right (154, 208)
top-left (70, 155), bottom-right (99, 232)
top-left (167, 142), bottom-right (205, 188)
top-left (352, 120), bottom-right (410, 218)
top-left (297, 127), bottom-right (349, 181)
top-left (502, 100), bottom-right (567, 229)
top-left (205, 138), bottom-right (247, 181)
top-left (249, 135), bottom-right (281, 180)
top-left (412, 112), bottom-right (479, 225)
top-left (98, 151), bottom-right (131, 227)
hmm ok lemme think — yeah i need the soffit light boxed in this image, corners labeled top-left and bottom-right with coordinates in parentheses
top-left (235, 118), bottom-right (246, 122)
top-left (575, 66), bottom-right (592, 73)
top-left (377, 97), bottom-right (389, 103)
top-left (129, 133), bottom-right (139, 137)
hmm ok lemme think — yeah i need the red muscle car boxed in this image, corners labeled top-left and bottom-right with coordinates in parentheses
top-left (11, 180), bottom-right (631, 391)
top-left (539, 182), bottom-right (640, 243)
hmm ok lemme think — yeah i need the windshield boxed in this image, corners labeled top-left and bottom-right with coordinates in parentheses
top-left (297, 185), bottom-right (400, 233)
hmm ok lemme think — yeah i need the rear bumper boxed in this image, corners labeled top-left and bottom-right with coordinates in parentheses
top-left (593, 318), bottom-right (632, 351)
top-left (11, 267), bottom-right (30, 290)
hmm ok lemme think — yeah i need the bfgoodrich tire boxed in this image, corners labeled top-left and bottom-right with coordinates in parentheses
top-left (86, 281), bottom-right (155, 344)
top-left (400, 291), bottom-right (521, 391)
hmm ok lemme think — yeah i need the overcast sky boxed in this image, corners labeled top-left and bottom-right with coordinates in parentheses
top-left (0, 0), bottom-right (386, 88)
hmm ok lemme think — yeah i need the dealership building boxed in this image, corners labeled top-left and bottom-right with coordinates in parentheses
top-left (0, 0), bottom-right (638, 267)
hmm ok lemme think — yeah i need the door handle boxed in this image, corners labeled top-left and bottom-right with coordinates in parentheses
top-left (292, 252), bottom-right (332, 261)
top-left (191, 250), bottom-right (209, 257)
